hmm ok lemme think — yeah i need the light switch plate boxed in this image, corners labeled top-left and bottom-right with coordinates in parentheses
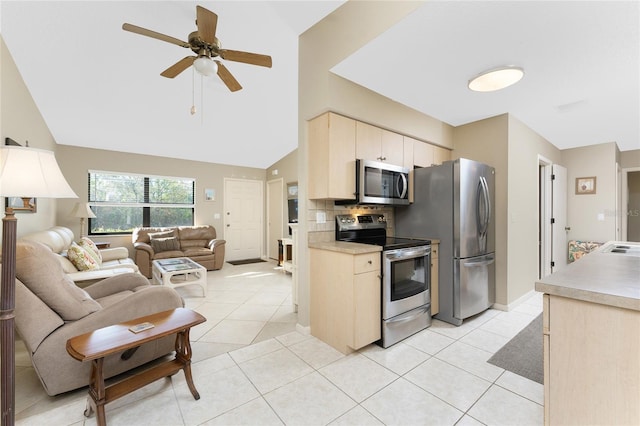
top-left (316, 211), bottom-right (326, 223)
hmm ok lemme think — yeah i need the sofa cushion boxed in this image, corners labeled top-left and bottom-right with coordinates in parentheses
top-left (54, 253), bottom-right (79, 274)
top-left (16, 241), bottom-right (101, 321)
top-left (79, 237), bottom-right (103, 264)
top-left (150, 237), bottom-right (180, 253)
top-left (67, 242), bottom-right (100, 271)
top-left (148, 230), bottom-right (176, 240)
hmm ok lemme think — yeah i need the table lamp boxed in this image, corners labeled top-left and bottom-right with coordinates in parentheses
top-left (0, 146), bottom-right (77, 426)
top-left (70, 202), bottom-right (96, 238)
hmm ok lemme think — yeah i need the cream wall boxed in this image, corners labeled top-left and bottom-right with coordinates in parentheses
top-left (0, 37), bottom-right (62, 237)
top-left (562, 142), bottom-right (618, 242)
top-left (620, 149), bottom-right (640, 168)
top-left (55, 145), bottom-right (266, 255)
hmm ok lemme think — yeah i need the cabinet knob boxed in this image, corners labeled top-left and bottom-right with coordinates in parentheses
top-left (367, 260), bottom-right (372, 264)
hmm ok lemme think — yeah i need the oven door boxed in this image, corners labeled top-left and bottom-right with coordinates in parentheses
top-left (382, 245), bottom-right (430, 319)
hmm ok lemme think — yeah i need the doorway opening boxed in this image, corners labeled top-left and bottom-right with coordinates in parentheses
top-left (622, 168), bottom-right (640, 242)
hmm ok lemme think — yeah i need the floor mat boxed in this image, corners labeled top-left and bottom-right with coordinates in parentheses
top-left (487, 313), bottom-right (543, 384)
top-left (227, 258), bottom-right (267, 266)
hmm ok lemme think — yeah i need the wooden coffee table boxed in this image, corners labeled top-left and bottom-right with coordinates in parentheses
top-left (66, 308), bottom-right (206, 426)
top-left (152, 257), bottom-right (207, 296)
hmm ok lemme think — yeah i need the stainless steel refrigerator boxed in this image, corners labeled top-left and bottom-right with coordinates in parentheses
top-left (396, 158), bottom-right (495, 326)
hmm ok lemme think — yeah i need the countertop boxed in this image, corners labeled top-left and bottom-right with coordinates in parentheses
top-left (535, 241), bottom-right (640, 311)
top-left (308, 240), bottom-right (382, 255)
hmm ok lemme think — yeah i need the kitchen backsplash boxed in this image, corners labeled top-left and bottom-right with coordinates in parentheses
top-left (307, 200), bottom-right (395, 243)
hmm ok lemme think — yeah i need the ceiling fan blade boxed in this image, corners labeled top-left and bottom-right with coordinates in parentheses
top-left (161, 56), bottom-right (196, 78)
top-left (196, 5), bottom-right (218, 45)
top-left (122, 23), bottom-right (190, 48)
top-left (220, 49), bottom-right (272, 68)
top-left (215, 61), bottom-right (242, 92)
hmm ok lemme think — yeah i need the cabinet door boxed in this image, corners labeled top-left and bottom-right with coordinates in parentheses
top-left (352, 270), bottom-right (381, 349)
top-left (403, 136), bottom-right (414, 169)
top-left (413, 139), bottom-right (434, 167)
top-left (381, 129), bottom-right (404, 165)
top-left (433, 146), bottom-right (451, 166)
top-left (308, 112), bottom-right (356, 200)
top-left (356, 121), bottom-right (381, 162)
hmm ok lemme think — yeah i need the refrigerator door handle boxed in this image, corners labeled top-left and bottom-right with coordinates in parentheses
top-left (463, 256), bottom-right (495, 267)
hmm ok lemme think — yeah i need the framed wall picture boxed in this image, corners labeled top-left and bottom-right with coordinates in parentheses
top-left (5, 197), bottom-right (37, 212)
top-left (575, 176), bottom-right (596, 195)
top-left (204, 188), bottom-right (215, 201)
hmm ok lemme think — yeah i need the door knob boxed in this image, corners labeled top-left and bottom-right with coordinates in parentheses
top-left (226, 224), bottom-right (230, 227)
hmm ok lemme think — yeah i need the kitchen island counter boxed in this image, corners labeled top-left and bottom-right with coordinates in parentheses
top-left (535, 241), bottom-right (640, 425)
top-left (535, 241), bottom-right (640, 310)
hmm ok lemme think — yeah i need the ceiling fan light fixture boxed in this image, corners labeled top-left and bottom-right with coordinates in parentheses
top-left (193, 56), bottom-right (218, 76)
top-left (468, 66), bottom-right (524, 92)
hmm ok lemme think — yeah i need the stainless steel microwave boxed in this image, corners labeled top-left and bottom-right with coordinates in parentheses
top-left (344, 159), bottom-right (410, 205)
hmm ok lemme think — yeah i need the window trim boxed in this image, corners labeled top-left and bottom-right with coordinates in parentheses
top-left (88, 170), bottom-right (196, 235)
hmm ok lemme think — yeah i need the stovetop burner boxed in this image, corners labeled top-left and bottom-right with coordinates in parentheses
top-left (335, 214), bottom-right (430, 250)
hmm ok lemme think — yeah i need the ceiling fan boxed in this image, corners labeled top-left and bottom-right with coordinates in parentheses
top-left (122, 5), bottom-right (272, 92)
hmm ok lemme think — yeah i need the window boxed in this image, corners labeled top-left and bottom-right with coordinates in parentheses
top-left (88, 171), bottom-right (195, 235)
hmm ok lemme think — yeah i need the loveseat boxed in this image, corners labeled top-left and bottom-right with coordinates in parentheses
top-left (20, 226), bottom-right (138, 285)
top-left (132, 225), bottom-right (225, 278)
top-left (13, 240), bottom-right (185, 396)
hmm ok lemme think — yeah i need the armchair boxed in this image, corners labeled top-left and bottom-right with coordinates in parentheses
top-left (13, 240), bottom-right (184, 396)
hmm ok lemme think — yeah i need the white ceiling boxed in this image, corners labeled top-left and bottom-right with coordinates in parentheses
top-left (1, 1), bottom-right (638, 170)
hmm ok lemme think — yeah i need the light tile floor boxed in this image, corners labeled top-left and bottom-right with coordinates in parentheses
top-left (14, 259), bottom-right (544, 425)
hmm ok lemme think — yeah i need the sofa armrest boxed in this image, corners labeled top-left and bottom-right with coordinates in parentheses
top-left (99, 247), bottom-right (130, 262)
top-left (134, 241), bottom-right (154, 255)
top-left (84, 272), bottom-right (150, 300)
top-left (208, 239), bottom-right (226, 251)
top-left (67, 267), bottom-right (139, 287)
top-left (15, 279), bottom-right (64, 353)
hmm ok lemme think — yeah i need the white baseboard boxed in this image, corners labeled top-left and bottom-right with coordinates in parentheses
top-left (493, 289), bottom-right (536, 312)
top-left (296, 323), bottom-right (310, 335)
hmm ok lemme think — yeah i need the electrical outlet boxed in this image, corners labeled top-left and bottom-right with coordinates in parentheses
top-left (316, 211), bottom-right (326, 223)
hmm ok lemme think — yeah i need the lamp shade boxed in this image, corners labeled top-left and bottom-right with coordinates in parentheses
top-left (70, 202), bottom-right (96, 219)
top-left (0, 146), bottom-right (77, 198)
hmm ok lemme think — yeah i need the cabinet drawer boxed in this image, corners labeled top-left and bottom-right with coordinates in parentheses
top-left (354, 253), bottom-right (380, 274)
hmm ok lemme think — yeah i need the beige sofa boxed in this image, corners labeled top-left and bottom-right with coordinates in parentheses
top-left (14, 240), bottom-right (184, 396)
top-left (20, 226), bottom-right (138, 285)
top-left (132, 225), bottom-right (225, 278)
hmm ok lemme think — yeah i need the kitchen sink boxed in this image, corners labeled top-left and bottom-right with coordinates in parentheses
top-left (601, 243), bottom-right (640, 257)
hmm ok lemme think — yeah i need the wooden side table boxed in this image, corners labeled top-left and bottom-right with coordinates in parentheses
top-left (66, 308), bottom-right (206, 426)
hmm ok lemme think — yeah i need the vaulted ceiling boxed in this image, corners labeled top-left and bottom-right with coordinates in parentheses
top-left (1, 1), bottom-right (638, 169)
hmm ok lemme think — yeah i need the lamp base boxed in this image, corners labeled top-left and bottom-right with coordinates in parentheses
top-left (1, 207), bottom-right (17, 426)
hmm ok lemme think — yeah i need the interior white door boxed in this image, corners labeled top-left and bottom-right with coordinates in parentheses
top-left (224, 178), bottom-right (264, 261)
top-left (551, 164), bottom-right (568, 272)
top-left (267, 178), bottom-right (283, 260)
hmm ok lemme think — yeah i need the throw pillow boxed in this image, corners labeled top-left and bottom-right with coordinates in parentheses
top-left (16, 241), bottom-right (101, 321)
top-left (150, 237), bottom-right (180, 253)
top-left (67, 242), bottom-right (100, 271)
top-left (79, 237), bottom-right (103, 264)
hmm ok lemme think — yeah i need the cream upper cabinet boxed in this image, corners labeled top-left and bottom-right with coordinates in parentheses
top-left (308, 112), bottom-right (356, 200)
top-left (433, 146), bottom-right (451, 166)
top-left (356, 121), bottom-right (404, 166)
top-left (402, 136), bottom-right (414, 169)
top-left (413, 138), bottom-right (435, 168)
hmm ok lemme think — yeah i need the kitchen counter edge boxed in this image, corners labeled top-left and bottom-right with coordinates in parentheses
top-left (308, 241), bottom-right (382, 255)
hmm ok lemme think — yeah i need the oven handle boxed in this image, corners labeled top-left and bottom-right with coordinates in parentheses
top-left (386, 306), bottom-right (430, 324)
top-left (385, 247), bottom-right (430, 261)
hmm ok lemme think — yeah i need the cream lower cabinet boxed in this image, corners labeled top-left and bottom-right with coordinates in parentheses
top-left (543, 294), bottom-right (640, 425)
top-left (310, 248), bottom-right (381, 354)
top-left (430, 242), bottom-right (439, 316)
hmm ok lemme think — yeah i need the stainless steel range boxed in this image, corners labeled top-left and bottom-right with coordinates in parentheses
top-left (335, 214), bottom-right (432, 348)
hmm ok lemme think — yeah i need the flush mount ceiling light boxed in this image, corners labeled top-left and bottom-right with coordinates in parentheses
top-left (468, 66), bottom-right (524, 92)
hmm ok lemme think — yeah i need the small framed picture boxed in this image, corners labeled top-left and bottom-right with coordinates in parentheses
top-left (5, 197), bottom-right (37, 213)
top-left (575, 176), bottom-right (596, 195)
top-left (204, 188), bottom-right (215, 201)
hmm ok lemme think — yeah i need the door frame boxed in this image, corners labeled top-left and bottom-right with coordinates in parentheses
top-left (266, 178), bottom-right (284, 260)
top-left (538, 155), bottom-right (553, 278)
top-left (622, 166), bottom-right (640, 240)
